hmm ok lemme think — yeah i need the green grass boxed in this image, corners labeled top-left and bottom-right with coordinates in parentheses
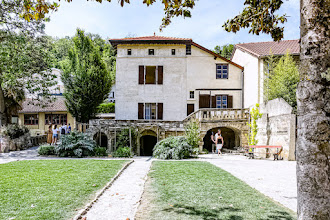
top-left (0, 159), bottom-right (127, 220)
top-left (143, 161), bottom-right (296, 220)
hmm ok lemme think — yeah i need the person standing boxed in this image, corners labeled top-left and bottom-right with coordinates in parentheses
top-left (213, 129), bottom-right (224, 156)
top-left (60, 123), bottom-right (67, 136)
top-left (46, 125), bottom-right (53, 144)
top-left (52, 125), bottom-right (59, 145)
top-left (67, 123), bottom-right (71, 134)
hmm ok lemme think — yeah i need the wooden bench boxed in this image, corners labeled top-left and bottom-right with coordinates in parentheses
top-left (244, 145), bottom-right (283, 160)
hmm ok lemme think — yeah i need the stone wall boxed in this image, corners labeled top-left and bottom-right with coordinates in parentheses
top-left (256, 98), bottom-right (296, 160)
top-left (0, 134), bottom-right (47, 153)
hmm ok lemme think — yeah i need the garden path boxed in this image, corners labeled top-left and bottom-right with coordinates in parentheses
top-left (201, 154), bottom-right (297, 212)
top-left (83, 157), bottom-right (153, 220)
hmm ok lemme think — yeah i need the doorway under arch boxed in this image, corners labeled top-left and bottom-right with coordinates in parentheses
top-left (93, 132), bottom-right (108, 149)
top-left (203, 127), bottom-right (240, 152)
top-left (140, 130), bottom-right (157, 156)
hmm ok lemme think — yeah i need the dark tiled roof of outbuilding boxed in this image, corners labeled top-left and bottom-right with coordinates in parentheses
top-left (19, 97), bottom-right (67, 113)
top-left (234, 39), bottom-right (300, 58)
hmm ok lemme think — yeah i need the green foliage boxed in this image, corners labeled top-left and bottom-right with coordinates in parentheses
top-left (213, 44), bottom-right (234, 59)
top-left (61, 29), bottom-right (113, 123)
top-left (184, 120), bottom-right (200, 149)
top-left (153, 136), bottom-right (193, 160)
top-left (55, 131), bottom-right (97, 157)
top-left (112, 147), bottom-right (132, 158)
top-left (246, 104), bottom-right (263, 146)
top-left (192, 147), bottom-right (200, 156)
top-left (223, 0), bottom-right (287, 41)
top-left (116, 128), bottom-right (137, 153)
top-left (1, 124), bottom-right (29, 139)
top-left (264, 52), bottom-right (299, 110)
top-left (38, 145), bottom-right (55, 155)
top-left (97, 102), bottom-right (115, 113)
top-left (94, 147), bottom-right (108, 156)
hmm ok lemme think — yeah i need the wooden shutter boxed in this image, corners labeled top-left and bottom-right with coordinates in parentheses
top-left (199, 94), bottom-right (211, 108)
top-left (139, 66), bottom-right (144, 84)
top-left (138, 103), bottom-right (144, 119)
top-left (228, 96), bottom-right (233, 108)
top-left (158, 66), bottom-right (163, 84)
top-left (157, 103), bottom-right (163, 120)
top-left (212, 96), bottom-right (216, 108)
top-left (187, 104), bottom-right (195, 116)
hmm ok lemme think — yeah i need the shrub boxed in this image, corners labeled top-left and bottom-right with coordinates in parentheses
top-left (202, 148), bottom-right (209, 154)
top-left (1, 124), bottom-right (29, 139)
top-left (116, 128), bottom-right (137, 153)
top-left (94, 147), bottom-right (108, 156)
top-left (192, 148), bottom-right (200, 155)
top-left (184, 120), bottom-right (200, 148)
top-left (38, 145), bottom-right (55, 155)
top-left (55, 131), bottom-right (96, 157)
top-left (112, 147), bottom-right (132, 158)
top-left (153, 136), bottom-right (193, 160)
top-left (97, 102), bottom-right (115, 113)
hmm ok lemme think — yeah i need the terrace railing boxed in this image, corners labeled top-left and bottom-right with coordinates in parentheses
top-left (183, 108), bottom-right (250, 123)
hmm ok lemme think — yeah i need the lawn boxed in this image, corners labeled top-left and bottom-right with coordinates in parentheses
top-left (136, 161), bottom-right (297, 220)
top-left (0, 159), bottom-right (127, 220)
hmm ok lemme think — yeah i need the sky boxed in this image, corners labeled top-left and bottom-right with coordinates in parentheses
top-left (45, 0), bottom-right (300, 49)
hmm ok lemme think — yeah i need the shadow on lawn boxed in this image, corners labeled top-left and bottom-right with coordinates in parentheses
top-left (258, 210), bottom-right (295, 220)
top-left (162, 204), bottom-right (243, 220)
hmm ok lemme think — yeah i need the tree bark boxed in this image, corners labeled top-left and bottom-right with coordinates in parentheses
top-left (297, 0), bottom-right (330, 219)
top-left (0, 86), bottom-right (6, 126)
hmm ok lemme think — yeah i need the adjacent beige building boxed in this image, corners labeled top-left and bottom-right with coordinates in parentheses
top-left (231, 39), bottom-right (299, 108)
top-left (110, 36), bottom-right (244, 121)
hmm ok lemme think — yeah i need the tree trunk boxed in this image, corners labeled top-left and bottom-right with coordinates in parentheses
top-left (297, 0), bottom-right (330, 219)
top-left (0, 86), bottom-right (6, 126)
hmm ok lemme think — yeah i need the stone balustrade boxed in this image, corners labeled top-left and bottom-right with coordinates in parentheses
top-left (184, 108), bottom-right (250, 123)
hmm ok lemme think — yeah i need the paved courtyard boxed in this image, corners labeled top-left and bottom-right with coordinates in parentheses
top-left (201, 154), bottom-right (297, 211)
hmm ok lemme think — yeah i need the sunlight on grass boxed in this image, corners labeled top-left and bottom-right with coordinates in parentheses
top-left (143, 161), bottom-right (296, 220)
top-left (0, 159), bottom-right (127, 220)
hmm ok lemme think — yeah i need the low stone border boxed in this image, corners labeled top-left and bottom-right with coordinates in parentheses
top-left (72, 160), bottom-right (135, 220)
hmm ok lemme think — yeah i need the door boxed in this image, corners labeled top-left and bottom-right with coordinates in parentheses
top-left (187, 104), bottom-right (195, 116)
top-left (199, 94), bottom-right (211, 108)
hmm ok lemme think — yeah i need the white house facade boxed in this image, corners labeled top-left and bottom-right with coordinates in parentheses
top-left (110, 36), bottom-right (244, 121)
top-left (231, 40), bottom-right (299, 108)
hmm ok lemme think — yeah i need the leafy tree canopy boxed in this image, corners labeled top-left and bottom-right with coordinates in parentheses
top-left (20, 0), bottom-right (287, 41)
top-left (264, 52), bottom-right (299, 110)
top-left (61, 29), bottom-right (113, 123)
top-left (213, 44), bottom-right (234, 60)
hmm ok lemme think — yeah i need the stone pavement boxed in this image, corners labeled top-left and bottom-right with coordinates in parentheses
top-left (0, 146), bottom-right (41, 164)
top-left (200, 154), bottom-right (297, 212)
top-left (83, 157), bottom-right (152, 220)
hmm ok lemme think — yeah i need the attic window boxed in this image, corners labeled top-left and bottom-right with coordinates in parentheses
top-left (172, 49), bottom-right (176, 55)
top-left (186, 45), bottom-right (191, 55)
top-left (148, 49), bottom-right (154, 55)
top-left (127, 49), bottom-right (132, 55)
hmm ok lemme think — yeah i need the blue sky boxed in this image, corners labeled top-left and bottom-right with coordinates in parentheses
top-left (45, 0), bottom-right (300, 49)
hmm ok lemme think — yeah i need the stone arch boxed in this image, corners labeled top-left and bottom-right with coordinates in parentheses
top-left (202, 127), bottom-right (241, 152)
top-left (139, 129), bottom-right (157, 156)
top-left (93, 132), bottom-right (108, 148)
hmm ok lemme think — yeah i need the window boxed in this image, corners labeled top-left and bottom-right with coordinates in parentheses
top-left (145, 66), bottom-right (157, 84)
top-left (148, 49), bottom-right (154, 55)
top-left (186, 45), bottom-right (191, 55)
top-left (11, 116), bottom-right (18, 124)
top-left (127, 49), bottom-right (132, 55)
top-left (172, 49), bottom-right (176, 55)
top-left (216, 95), bottom-right (228, 108)
top-left (216, 64), bottom-right (229, 79)
top-left (24, 114), bottom-right (38, 125)
top-left (145, 103), bottom-right (157, 120)
top-left (45, 114), bottom-right (67, 125)
top-left (189, 91), bottom-right (194, 99)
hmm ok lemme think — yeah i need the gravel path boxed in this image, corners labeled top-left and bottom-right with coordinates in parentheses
top-left (201, 154), bottom-right (297, 212)
top-left (83, 157), bottom-right (153, 220)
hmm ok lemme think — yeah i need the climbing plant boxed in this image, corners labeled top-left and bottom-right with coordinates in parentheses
top-left (246, 104), bottom-right (263, 146)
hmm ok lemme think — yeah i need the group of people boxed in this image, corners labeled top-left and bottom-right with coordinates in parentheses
top-left (211, 129), bottom-right (224, 156)
top-left (47, 123), bottom-right (71, 145)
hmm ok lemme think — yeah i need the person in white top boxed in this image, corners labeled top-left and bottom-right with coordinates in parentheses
top-left (213, 129), bottom-right (224, 156)
top-left (52, 125), bottom-right (59, 145)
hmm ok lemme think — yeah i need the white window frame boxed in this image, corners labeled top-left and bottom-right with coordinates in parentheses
top-left (216, 64), bottom-right (229, 79)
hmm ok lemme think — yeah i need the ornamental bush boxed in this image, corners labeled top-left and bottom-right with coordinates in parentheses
top-left (153, 136), bottom-right (193, 160)
top-left (112, 147), bottom-right (132, 158)
top-left (94, 147), bottom-right (108, 156)
top-left (38, 145), bottom-right (55, 155)
top-left (1, 124), bottom-right (29, 139)
top-left (54, 131), bottom-right (96, 157)
top-left (97, 102), bottom-right (115, 113)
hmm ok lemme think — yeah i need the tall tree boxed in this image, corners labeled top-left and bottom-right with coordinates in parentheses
top-left (213, 44), bottom-right (234, 60)
top-left (296, 0), bottom-right (330, 219)
top-left (264, 52), bottom-right (299, 110)
top-left (61, 29), bottom-right (112, 123)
